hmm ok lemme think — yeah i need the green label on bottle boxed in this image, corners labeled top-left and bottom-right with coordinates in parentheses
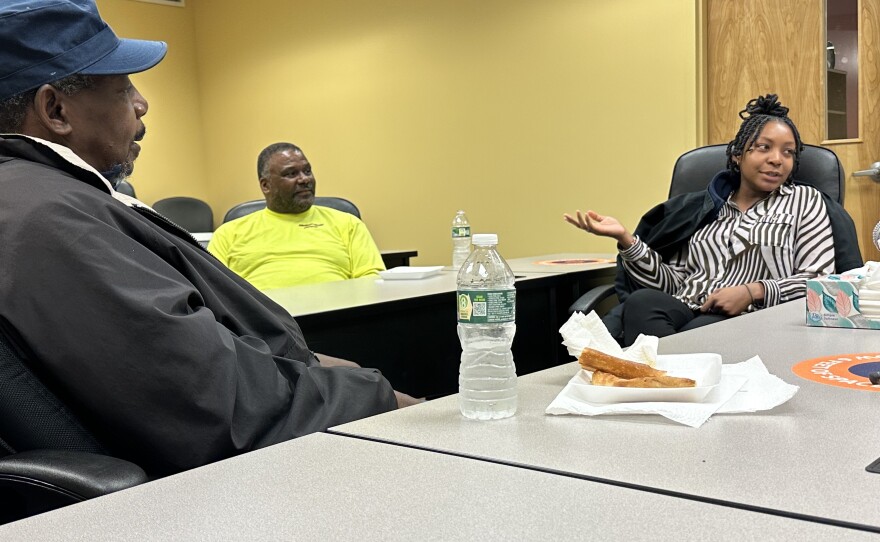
top-left (452, 226), bottom-right (471, 238)
top-left (457, 289), bottom-right (516, 324)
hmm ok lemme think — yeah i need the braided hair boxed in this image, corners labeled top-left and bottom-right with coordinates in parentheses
top-left (725, 94), bottom-right (803, 179)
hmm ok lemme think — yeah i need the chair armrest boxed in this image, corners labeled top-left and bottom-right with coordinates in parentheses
top-left (0, 449), bottom-right (147, 500)
top-left (568, 284), bottom-right (618, 315)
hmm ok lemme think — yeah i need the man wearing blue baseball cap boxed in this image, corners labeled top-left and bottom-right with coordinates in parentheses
top-left (0, 0), bottom-right (410, 478)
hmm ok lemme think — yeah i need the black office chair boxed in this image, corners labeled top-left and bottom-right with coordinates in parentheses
top-left (152, 197), bottom-right (214, 233)
top-left (0, 330), bottom-right (147, 524)
top-left (222, 196), bottom-right (361, 223)
top-left (568, 143), bottom-right (858, 318)
top-left (223, 199), bottom-right (266, 223)
top-left (316, 196), bottom-right (361, 218)
top-left (667, 143), bottom-right (844, 203)
top-left (114, 179), bottom-right (137, 197)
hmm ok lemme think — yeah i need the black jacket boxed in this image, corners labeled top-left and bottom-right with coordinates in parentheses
top-left (0, 136), bottom-right (396, 477)
top-left (603, 170), bottom-right (863, 339)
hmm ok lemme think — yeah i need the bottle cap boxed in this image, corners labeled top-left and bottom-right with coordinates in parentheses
top-left (472, 233), bottom-right (498, 246)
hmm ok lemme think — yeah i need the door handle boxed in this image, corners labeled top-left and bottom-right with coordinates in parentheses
top-left (852, 161), bottom-right (880, 182)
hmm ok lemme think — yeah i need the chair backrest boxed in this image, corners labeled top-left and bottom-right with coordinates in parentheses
top-left (114, 180), bottom-right (137, 197)
top-left (315, 196), bottom-right (361, 219)
top-left (668, 143), bottom-right (845, 204)
top-left (0, 330), bottom-right (105, 456)
top-left (222, 197), bottom-right (361, 223)
top-left (0, 330), bottom-right (148, 525)
top-left (152, 197), bottom-right (214, 232)
top-left (223, 200), bottom-right (266, 223)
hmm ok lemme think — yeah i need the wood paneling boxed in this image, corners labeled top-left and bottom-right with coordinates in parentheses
top-left (708, 0), bottom-right (880, 262)
top-left (833, 0), bottom-right (880, 262)
top-left (707, 0), bottom-right (823, 144)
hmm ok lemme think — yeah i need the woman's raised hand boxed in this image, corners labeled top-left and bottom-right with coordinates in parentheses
top-left (563, 210), bottom-right (633, 247)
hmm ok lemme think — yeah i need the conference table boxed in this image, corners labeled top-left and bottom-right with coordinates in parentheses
top-left (264, 253), bottom-right (616, 398)
top-left (331, 301), bottom-right (880, 533)
top-left (2, 432), bottom-right (875, 540)
top-left (4, 298), bottom-right (879, 538)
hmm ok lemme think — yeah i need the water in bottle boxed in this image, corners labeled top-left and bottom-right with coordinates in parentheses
top-left (451, 210), bottom-right (471, 269)
top-left (456, 233), bottom-right (517, 420)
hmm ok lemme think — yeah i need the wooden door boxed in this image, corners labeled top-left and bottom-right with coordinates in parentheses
top-left (707, 0), bottom-right (880, 262)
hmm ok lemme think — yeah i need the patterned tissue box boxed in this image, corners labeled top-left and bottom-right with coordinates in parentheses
top-left (806, 274), bottom-right (880, 330)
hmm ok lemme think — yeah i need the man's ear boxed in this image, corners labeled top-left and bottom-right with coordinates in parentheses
top-left (259, 177), bottom-right (270, 195)
top-left (30, 84), bottom-right (73, 136)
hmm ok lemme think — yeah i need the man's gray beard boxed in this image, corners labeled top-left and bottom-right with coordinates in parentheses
top-left (290, 200), bottom-right (312, 213)
top-left (101, 163), bottom-right (131, 185)
top-left (276, 194), bottom-right (314, 214)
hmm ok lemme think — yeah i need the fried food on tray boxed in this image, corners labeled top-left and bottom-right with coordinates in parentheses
top-left (580, 347), bottom-right (697, 388)
top-left (589, 371), bottom-right (622, 386)
top-left (590, 371), bottom-right (695, 388)
top-left (578, 347), bottom-right (666, 379)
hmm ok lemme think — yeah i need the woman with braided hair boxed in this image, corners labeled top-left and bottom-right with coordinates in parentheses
top-left (564, 94), bottom-right (845, 346)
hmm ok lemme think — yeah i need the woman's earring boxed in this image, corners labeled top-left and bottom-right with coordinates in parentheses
top-left (731, 155), bottom-right (741, 173)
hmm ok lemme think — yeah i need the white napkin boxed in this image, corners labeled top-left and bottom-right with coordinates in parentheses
top-left (547, 312), bottom-right (800, 427)
top-left (559, 310), bottom-right (658, 366)
top-left (715, 356), bottom-right (799, 414)
top-left (847, 262), bottom-right (880, 320)
top-left (840, 261), bottom-right (880, 282)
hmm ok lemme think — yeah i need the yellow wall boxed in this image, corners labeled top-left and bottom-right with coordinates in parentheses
top-left (96, 0), bottom-right (207, 207)
top-left (101, 0), bottom-right (700, 265)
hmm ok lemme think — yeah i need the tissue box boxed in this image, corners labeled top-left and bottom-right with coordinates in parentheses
top-left (805, 275), bottom-right (880, 329)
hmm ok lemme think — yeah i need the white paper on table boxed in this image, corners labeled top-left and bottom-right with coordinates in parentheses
top-left (546, 356), bottom-right (797, 427)
top-left (550, 311), bottom-right (800, 427)
top-left (715, 356), bottom-right (799, 414)
top-left (559, 311), bottom-right (659, 366)
top-left (546, 372), bottom-right (747, 428)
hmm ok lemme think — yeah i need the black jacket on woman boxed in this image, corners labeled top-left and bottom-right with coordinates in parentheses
top-left (602, 170), bottom-right (863, 340)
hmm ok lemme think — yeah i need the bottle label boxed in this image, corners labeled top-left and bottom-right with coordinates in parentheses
top-left (452, 226), bottom-right (471, 238)
top-left (457, 289), bottom-right (515, 323)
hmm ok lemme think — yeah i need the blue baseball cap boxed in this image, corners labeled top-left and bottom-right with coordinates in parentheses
top-left (0, 0), bottom-right (167, 101)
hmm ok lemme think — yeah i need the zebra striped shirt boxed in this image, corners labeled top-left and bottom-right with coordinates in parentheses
top-left (619, 183), bottom-right (835, 310)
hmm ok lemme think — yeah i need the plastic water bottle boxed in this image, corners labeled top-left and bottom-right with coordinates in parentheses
top-left (456, 233), bottom-right (517, 420)
top-left (451, 210), bottom-right (471, 269)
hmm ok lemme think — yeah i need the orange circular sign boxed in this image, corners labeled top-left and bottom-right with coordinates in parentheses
top-left (791, 352), bottom-right (880, 391)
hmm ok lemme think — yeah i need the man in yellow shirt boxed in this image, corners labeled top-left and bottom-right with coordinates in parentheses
top-left (209, 143), bottom-right (385, 289)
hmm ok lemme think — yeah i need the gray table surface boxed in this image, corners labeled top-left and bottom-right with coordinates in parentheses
top-left (504, 252), bottom-right (616, 274)
top-left (264, 271), bottom-right (461, 317)
top-left (265, 271), bottom-right (549, 317)
top-left (2, 432), bottom-right (875, 541)
top-left (332, 301), bottom-right (880, 532)
top-left (264, 253), bottom-right (615, 317)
